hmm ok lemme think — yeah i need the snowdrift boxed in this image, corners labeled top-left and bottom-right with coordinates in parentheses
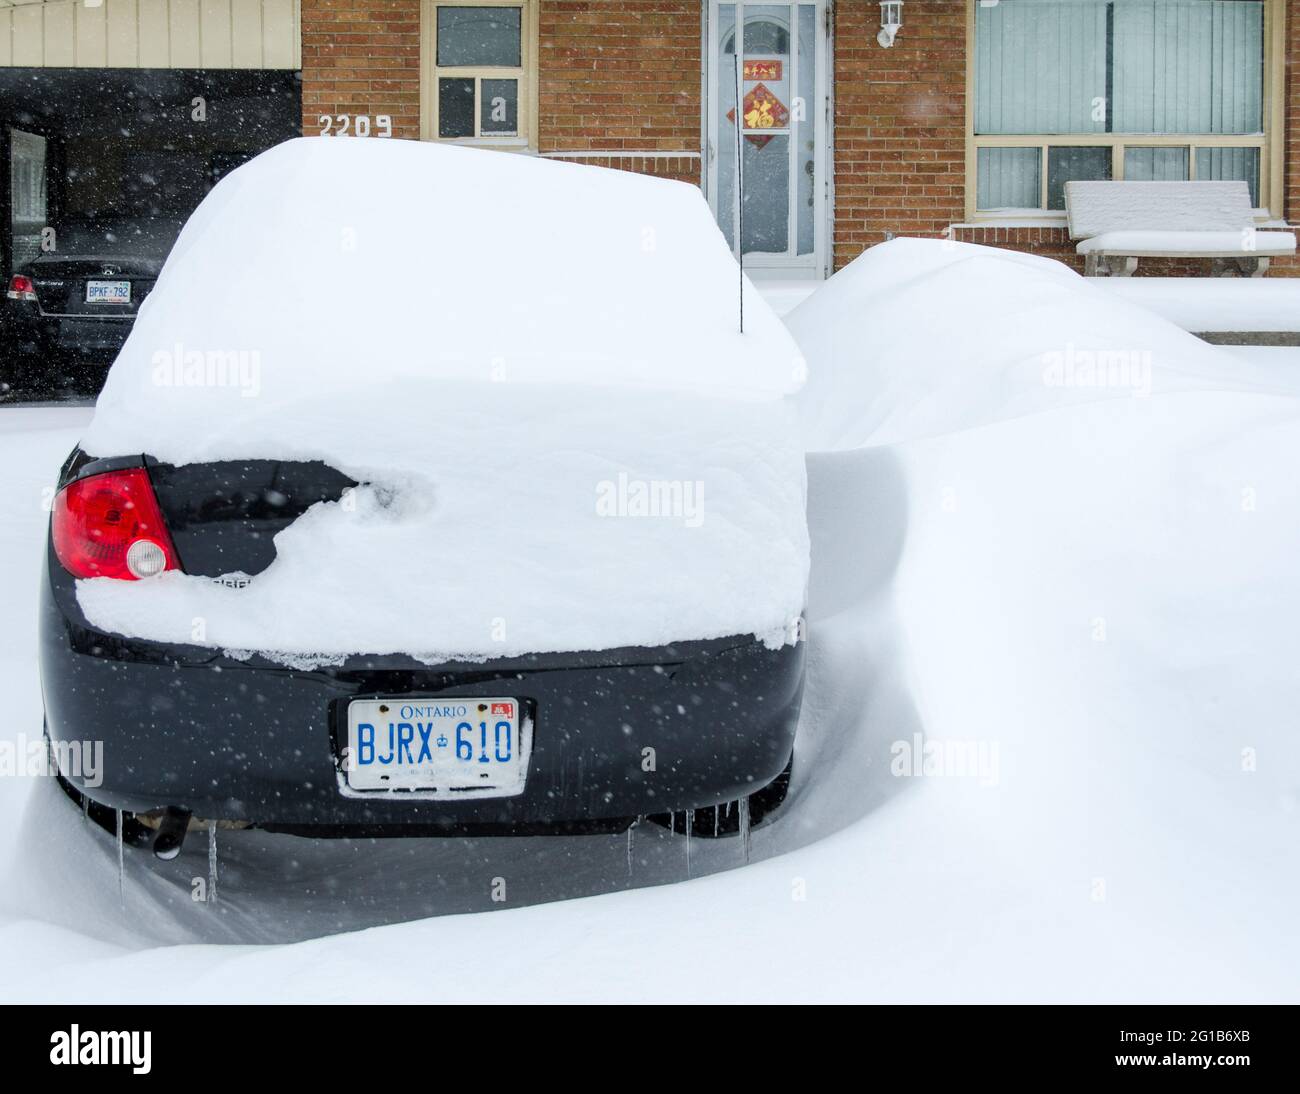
top-left (788, 237), bottom-right (1269, 449)
top-left (73, 139), bottom-right (810, 660)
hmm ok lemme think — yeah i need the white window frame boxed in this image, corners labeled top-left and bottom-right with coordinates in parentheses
top-left (964, 0), bottom-right (1287, 222)
top-left (421, 0), bottom-right (539, 149)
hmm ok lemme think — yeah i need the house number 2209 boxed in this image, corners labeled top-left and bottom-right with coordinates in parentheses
top-left (318, 115), bottom-right (393, 138)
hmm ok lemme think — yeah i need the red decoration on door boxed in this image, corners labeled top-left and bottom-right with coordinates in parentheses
top-left (727, 82), bottom-right (790, 149)
top-left (743, 59), bottom-right (783, 81)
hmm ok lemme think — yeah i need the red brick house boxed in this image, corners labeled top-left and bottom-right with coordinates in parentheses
top-left (0, 1), bottom-right (1294, 281)
top-left (300, 0), bottom-right (1299, 277)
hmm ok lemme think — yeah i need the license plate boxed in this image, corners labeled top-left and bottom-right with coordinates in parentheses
top-left (343, 697), bottom-right (529, 798)
top-left (85, 280), bottom-right (130, 304)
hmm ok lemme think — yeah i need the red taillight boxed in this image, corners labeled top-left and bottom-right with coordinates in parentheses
top-left (6, 274), bottom-right (36, 302)
top-left (52, 468), bottom-right (181, 580)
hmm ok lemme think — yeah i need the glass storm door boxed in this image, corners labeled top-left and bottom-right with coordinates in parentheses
top-left (707, 1), bottom-right (827, 276)
top-left (7, 128), bottom-right (47, 276)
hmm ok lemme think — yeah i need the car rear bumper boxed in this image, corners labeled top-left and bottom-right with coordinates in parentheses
top-left (48, 316), bottom-right (134, 354)
top-left (2, 305), bottom-right (133, 359)
top-left (40, 546), bottom-right (805, 830)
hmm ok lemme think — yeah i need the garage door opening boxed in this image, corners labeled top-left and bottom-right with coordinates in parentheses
top-left (0, 68), bottom-right (300, 399)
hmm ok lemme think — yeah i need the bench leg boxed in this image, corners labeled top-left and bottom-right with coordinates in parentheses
top-left (1213, 257), bottom-right (1270, 277)
top-left (1107, 256), bottom-right (1138, 277)
top-left (1084, 253), bottom-right (1102, 277)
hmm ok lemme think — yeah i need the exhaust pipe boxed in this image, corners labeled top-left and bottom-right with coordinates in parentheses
top-left (152, 806), bottom-right (192, 860)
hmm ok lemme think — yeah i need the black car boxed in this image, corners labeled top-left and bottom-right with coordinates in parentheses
top-left (41, 451), bottom-right (803, 854)
top-left (2, 219), bottom-right (180, 392)
top-left (37, 140), bottom-right (809, 859)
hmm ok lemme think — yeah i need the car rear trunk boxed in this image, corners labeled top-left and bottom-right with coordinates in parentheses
top-left (28, 259), bottom-right (159, 317)
top-left (144, 458), bottom-right (357, 578)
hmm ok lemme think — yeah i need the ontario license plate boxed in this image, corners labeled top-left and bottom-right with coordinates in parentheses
top-left (343, 697), bottom-right (529, 798)
top-left (85, 280), bottom-right (130, 304)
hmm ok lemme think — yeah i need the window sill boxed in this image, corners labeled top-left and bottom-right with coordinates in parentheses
top-left (432, 136), bottom-right (533, 152)
top-left (955, 213), bottom-right (1069, 230)
top-left (957, 211), bottom-right (1288, 232)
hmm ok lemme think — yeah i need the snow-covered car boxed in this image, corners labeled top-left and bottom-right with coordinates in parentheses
top-left (39, 138), bottom-right (810, 856)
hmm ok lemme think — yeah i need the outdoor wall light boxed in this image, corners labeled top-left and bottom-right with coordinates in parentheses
top-left (878, 0), bottom-right (904, 47)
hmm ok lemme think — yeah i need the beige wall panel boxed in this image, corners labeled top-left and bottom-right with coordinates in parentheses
top-left (73, 2), bottom-right (109, 67)
top-left (42, 1), bottom-right (76, 66)
top-left (11, 3), bottom-right (46, 65)
top-left (230, 0), bottom-right (262, 67)
top-left (137, 0), bottom-right (170, 66)
top-left (167, 0), bottom-right (201, 67)
top-left (106, 0), bottom-right (140, 67)
top-left (199, 0), bottom-right (233, 68)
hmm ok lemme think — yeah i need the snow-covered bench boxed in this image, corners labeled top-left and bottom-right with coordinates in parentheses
top-left (1065, 181), bottom-right (1295, 277)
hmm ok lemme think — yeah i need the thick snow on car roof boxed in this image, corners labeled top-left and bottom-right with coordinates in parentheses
top-left (75, 139), bottom-right (809, 661)
top-left (84, 136), bottom-right (802, 465)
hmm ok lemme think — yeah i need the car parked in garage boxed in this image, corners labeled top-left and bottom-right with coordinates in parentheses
top-left (41, 137), bottom-right (811, 857)
top-left (0, 67), bottom-right (302, 399)
top-left (2, 219), bottom-right (179, 391)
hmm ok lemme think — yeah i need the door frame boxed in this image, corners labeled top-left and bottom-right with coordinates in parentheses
top-left (703, 0), bottom-right (832, 279)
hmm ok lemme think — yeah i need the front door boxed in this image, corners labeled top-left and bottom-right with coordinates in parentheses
top-left (706, 1), bottom-right (829, 278)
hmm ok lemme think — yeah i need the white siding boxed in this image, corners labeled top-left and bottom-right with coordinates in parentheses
top-left (169, 0), bottom-right (202, 67)
top-left (136, 0), bottom-right (169, 65)
top-left (0, 0), bottom-right (300, 68)
top-left (261, 0), bottom-right (294, 69)
top-left (199, 0), bottom-right (234, 68)
top-left (12, 3), bottom-right (45, 65)
top-left (73, 1), bottom-right (107, 66)
top-left (41, 0), bottom-right (74, 66)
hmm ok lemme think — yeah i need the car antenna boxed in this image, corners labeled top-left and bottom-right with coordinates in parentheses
top-left (734, 51), bottom-right (745, 334)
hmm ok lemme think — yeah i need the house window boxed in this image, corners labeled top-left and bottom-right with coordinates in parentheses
top-left (422, 2), bottom-right (536, 146)
top-left (971, 0), bottom-right (1277, 214)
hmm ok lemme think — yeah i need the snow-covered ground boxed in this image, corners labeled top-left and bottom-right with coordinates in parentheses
top-left (1090, 276), bottom-right (1300, 333)
top-left (752, 278), bottom-right (819, 318)
top-left (1, 241), bottom-right (1298, 1002)
top-left (1219, 344), bottom-right (1300, 368)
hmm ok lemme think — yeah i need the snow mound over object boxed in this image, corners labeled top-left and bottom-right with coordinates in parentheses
top-left (75, 140), bottom-right (809, 659)
top-left (84, 137), bottom-right (801, 464)
top-left (788, 237), bottom-right (1266, 449)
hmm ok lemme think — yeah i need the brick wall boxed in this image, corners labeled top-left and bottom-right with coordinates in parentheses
top-left (299, 1), bottom-right (700, 178)
top-left (301, 0), bottom-right (422, 140)
top-left (538, 1), bottom-right (702, 183)
top-left (295, 0), bottom-right (1296, 276)
top-left (832, 0), bottom-right (967, 269)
